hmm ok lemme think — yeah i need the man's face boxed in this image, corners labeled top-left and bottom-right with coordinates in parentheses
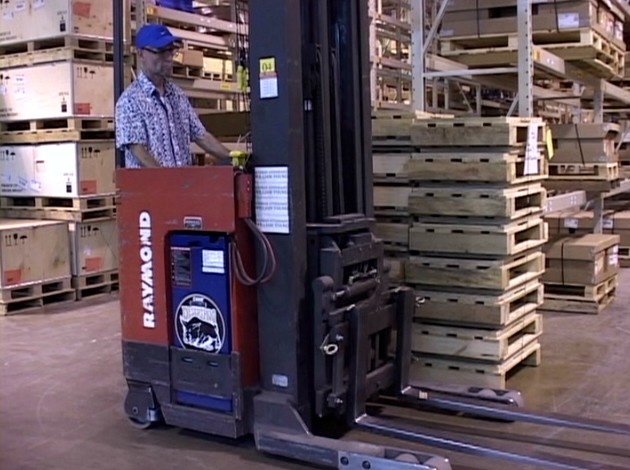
top-left (139, 45), bottom-right (179, 78)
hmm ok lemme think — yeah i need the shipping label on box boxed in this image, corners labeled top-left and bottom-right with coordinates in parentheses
top-left (0, 142), bottom-right (115, 198)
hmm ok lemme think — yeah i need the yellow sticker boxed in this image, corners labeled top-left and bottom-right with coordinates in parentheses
top-left (546, 127), bottom-right (554, 160)
top-left (260, 57), bottom-right (276, 74)
top-left (146, 6), bottom-right (156, 15)
top-left (219, 83), bottom-right (233, 90)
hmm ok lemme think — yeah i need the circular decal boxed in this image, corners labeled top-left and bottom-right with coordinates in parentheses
top-left (175, 294), bottom-right (225, 354)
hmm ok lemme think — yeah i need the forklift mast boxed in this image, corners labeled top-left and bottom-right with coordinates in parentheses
top-left (248, 0), bottom-right (386, 427)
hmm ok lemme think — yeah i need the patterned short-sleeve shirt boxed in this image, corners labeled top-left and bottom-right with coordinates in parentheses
top-left (115, 72), bottom-right (206, 168)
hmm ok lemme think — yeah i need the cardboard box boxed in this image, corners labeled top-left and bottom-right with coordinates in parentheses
top-left (0, 0), bottom-right (113, 46)
top-left (544, 233), bottom-right (620, 285)
top-left (174, 49), bottom-right (204, 68)
top-left (0, 60), bottom-right (114, 121)
top-left (0, 219), bottom-right (71, 288)
top-left (0, 141), bottom-right (115, 198)
top-left (550, 123), bottom-right (619, 164)
top-left (69, 219), bottom-right (118, 276)
top-left (546, 210), bottom-right (630, 246)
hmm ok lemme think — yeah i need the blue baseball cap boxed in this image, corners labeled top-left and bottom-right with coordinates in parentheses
top-left (136, 24), bottom-right (182, 50)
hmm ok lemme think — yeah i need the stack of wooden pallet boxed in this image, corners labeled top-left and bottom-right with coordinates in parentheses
top-left (373, 115), bottom-right (549, 388)
top-left (0, 0), bottom-right (121, 314)
top-left (541, 233), bottom-right (620, 314)
top-left (439, 0), bottom-right (626, 79)
top-left (546, 123), bottom-right (621, 192)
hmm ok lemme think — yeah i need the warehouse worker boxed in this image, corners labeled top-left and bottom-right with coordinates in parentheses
top-left (115, 24), bottom-right (231, 168)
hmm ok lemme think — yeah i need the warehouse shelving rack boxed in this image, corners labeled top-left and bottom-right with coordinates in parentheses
top-left (410, 0), bottom-right (630, 230)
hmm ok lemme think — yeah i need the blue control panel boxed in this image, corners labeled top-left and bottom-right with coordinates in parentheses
top-left (168, 231), bottom-right (232, 412)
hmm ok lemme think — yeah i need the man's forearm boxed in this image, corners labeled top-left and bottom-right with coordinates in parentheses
top-left (130, 144), bottom-right (160, 168)
top-left (195, 132), bottom-right (231, 162)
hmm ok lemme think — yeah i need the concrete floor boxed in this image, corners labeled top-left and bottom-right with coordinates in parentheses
top-left (2, 270), bottom-right (630, 470)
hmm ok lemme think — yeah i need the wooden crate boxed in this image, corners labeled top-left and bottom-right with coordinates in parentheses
top-left (0, 141), bottom-right (115, 198)
top-left (412, 312), bottom-right (542, 362)
top-left (410, 117), bottom-right (545, 147)
top-left (0, 60), bottom-right (114, 121)
top-left (0, 219), bottom-right (71, 289)
top-left (406, 249), bottom-right (544, 292)
top-left (411, 339), bottom-right (542, 389)
top-left (415, 281), bottom-right (543, 327)
top-left (409, 215), bottom-right (548, 257)
top-left (0, 1), bottom-right (114, 49)
top-left (408, 184), bottom-right (546, 221)
top-left (69, 219), bottom-right (118, 276)
top-left (403, 148), bottom-right (548, 184)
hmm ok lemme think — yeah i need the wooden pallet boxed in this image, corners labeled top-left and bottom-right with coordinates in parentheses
top-left (0, 45), bottom-right (119, 69)
top-left (0, 117), bottom-right (115, 144)
top-left (620, 246), bottom-right (630, 268)
top-left (172, 64), bottom-right (204, 79)
top-left (548, 162), bottom-right (619, 181)
top-left (544, 178), bottom-right (621, 193)
top-left (385, 255), bottom-right (407, 283)
top-left (440, 27), bottom-right (624, 78)
top-left (374, 218), bottom-right (410, 251)
top-left (73, 270), bottom-right (119, 300)
top-left (0, 278), bottom-right (75, 316)
top-left (415, 281), bottom-right (543, 327)
top-left (0, 194), bottom-right (115, 212)
top-left (0, 35), bottom-right (116, 57)
top-left (408, 184), bottom-right (546, 221)
top-left (406, 249), bottom-right (544, 292)
top-left (372, 152), bottom-right (413, 183)
top-left (410, 117), bottom-right (545, 147)
top-left (540, 274), bottom-right (618, 314)
top-left (412, 312), bottom-right (542, 362)
top-left (373, 184), bottom-right (412, 215)
top-left (403, 148), bottom-right (548, 184)
top-left (0, 206), bottom-right (116, 223)
top-left (411, 339), bottom-right (541, 389)
top-left (409, 215), bottom-right (548, 257)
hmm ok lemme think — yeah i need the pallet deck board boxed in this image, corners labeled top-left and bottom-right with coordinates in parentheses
top-left (412, 312), bottom-right (542, 362)
top-left (405, 149), bottom-right (549, 184)
top-left (408, 183), bottom-right (546, 220)
top-left (411, 339), bottom-right (541, 389)
top-left (409, 215), bottom-right (548, 257)
top-left (406, 250), bottom-right (544, 292)
top-left (541, 275), bottom-right (618, 314)
top-left (414, 282), bottom-right (543, 327)
top-left (410, 117), bottom-right (545, 147)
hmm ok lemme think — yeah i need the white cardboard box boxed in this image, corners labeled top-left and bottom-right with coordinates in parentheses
top-left (0, 219), bottom-right (71, 288)
top-left (0, 0), bottom-right (113, 46)
top-left (0, 60), bottom-right (114, 121)
top-left (0, 141), bottom-right (115, 198)
top-left (69, 219), bottom-right (118, 276)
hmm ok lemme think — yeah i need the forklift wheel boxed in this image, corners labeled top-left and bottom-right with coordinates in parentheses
top-left (128, 416), bottom-right (154, 430)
